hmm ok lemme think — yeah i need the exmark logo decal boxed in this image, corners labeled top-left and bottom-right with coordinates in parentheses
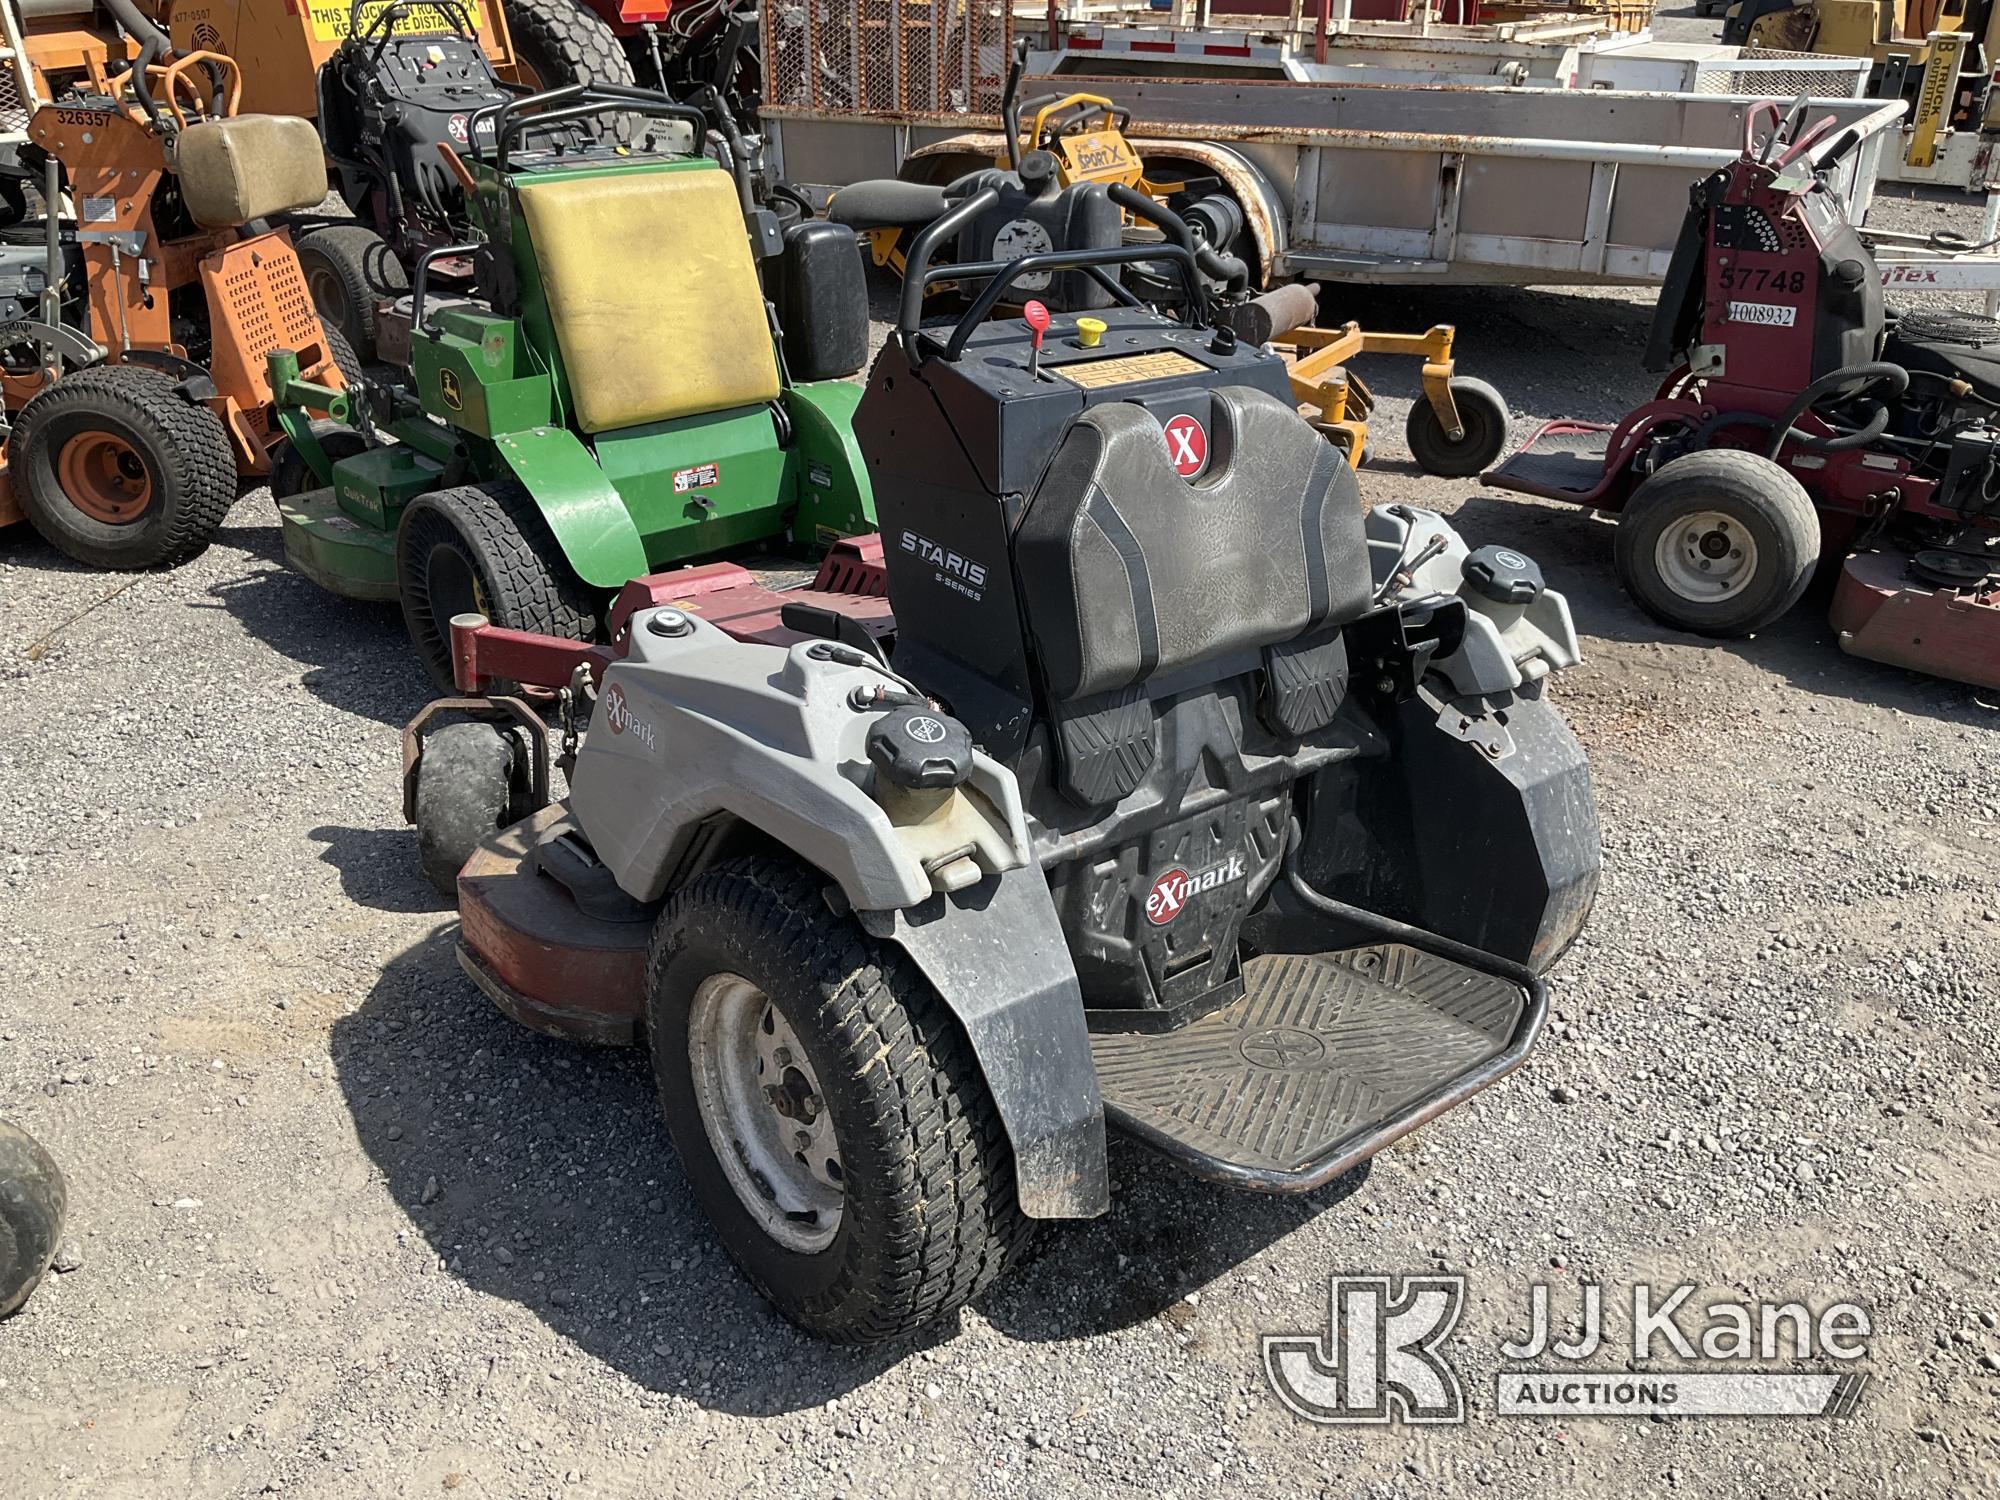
top-left (601, 683), bottom-right (656, 751)
top-left (1144, 852), bottom-right (1246, 925)
top-left (1163, 413), bottom-right (1207, 477)
top-left (900, 529), bottom-right (987, 603)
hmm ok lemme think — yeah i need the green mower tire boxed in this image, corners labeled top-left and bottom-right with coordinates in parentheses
top-left (396, 480), bottom-right (599, 692)
top-left (0, 1120), bottom-right (66, 1320)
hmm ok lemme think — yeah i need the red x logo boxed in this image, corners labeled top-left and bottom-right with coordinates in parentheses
top-left (1163, 413), bottom-right (1207, 477)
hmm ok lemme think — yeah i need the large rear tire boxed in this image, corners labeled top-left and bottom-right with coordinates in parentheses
top-left (10, 365), bottom-right (237, 570)
top-left (0, 1121), bottom-right (66, 1320)
top-left (396, 480), bottom-right (598, 691)
top-left (646, 855), bottom-right (1033, 1344)
top-left (503, 0), bottom-right (636, 116)
top-left (295, 225), bottom-right (408, 365)
top-left (1614, 449), bottom-right (1820, 637)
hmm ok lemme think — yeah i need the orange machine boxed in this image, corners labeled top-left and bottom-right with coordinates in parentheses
top-left (0, 42), bottom-right (351, 569)
top-left (4, 1), bottom-right (516, 118)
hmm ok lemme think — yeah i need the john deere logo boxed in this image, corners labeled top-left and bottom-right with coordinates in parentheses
top-left (438, 369), bottom-right (463, 410)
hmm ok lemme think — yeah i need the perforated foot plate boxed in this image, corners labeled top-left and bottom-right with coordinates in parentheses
top-left (1089, 945), bottom-right (1534, 1190)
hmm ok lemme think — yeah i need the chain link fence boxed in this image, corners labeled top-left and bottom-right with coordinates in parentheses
top-left (764, 0), bottom-right (1013, 117)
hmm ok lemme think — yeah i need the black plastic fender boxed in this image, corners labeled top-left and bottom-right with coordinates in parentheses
top-left (0, 1120), bottom-right (66, 1320)
top-left (1274, 686), bottom-right (1600, 973)
top-left (857, 868), bottom-right (1109, 1220)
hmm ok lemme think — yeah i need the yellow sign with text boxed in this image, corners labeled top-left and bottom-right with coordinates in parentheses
top-left (306, 1), bottom-right (482, 41)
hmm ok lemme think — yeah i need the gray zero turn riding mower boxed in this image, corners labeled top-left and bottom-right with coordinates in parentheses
top-left (403, 194), bottom-right (1601, 1343)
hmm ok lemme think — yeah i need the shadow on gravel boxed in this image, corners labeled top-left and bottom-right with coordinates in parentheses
top-left (199, 529), bottom-right (426, 728)
top-left (336, 931), bottom-right (921, 1415)
top-left (308, 824), bottom-right (450, 914)
top-left (976, 1149), bottom-right (1372, 1343)
top-left (337, 930), bottom-right (1367, 1412)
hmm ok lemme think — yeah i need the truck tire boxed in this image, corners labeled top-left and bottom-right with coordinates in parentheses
top-left (10, 365), bottom-right (237, 570)
top-left (1614, 449), bottom-right (1821, 637)
top-left (0, 1121), bottom-right (66, 1321)
top-left (413, 721), bottom-right (522, 895)
top-left (295, 225), bottom-right (408, 364)
top-left (646, 855), bottom-right (1033, 1345)
top-left (503, 0), bottom-right (636, 113)
top-left (396, 480), bottom-right (599, 692)
top-left (1406, 376), bottom-right (1510, 478)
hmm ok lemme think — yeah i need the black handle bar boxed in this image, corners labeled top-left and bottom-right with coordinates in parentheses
top-left (897, 182), bottom-right (1210, 363)
top-left (468, 84), bottom-right (708, 170)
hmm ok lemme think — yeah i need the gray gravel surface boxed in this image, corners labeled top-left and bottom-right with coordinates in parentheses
top-left (4, 22), bottom-right (2000, 1493)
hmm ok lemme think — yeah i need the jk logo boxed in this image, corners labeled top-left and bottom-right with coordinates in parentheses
top-left (1263, 1274), bottom-right (1467, 1425)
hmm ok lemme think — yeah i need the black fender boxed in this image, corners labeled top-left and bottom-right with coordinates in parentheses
top-left (1269, 685), bottom-right (1600, 973)
top-left (857, 867), bottom-right (1109, 1220)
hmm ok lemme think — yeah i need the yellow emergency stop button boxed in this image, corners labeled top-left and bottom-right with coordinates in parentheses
top-left (1076, 317), bottom-right (1106, 348)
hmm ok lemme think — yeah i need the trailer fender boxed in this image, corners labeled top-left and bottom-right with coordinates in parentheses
top-left (904, 134), bottom-right (1289, 288)
top-left (858, 874), bottom-right (1110, 1221)
top-left (491, 424), bottom-right (649, 590)
top-left (781, 381), bottom-right (876, 545)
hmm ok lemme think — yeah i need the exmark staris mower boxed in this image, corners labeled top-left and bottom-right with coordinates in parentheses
top-left (394, 202), bottom-right (1601, 1342)
top-left (273, 82), bottom-right (874, 687)
top-left (1487, 101), bottom-right (2000, 688)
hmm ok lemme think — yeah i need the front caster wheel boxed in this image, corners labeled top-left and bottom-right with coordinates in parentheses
top-left (1614, 449), bottom-right (1820, 636)
top-left (1406, 376), bottom-right (1509, 478)
top-left (411, 721), bottom-right (526, 895)
top-left (646, 855), bottom-right (1033, 1344)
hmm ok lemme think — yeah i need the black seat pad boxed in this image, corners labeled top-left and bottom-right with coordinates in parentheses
top-left (826, 179), bottom-right (951, 230)
top-left (1015, 386), bottom-right (1371, 703)
top-left (1886, 307), bottom-right (2000, 406)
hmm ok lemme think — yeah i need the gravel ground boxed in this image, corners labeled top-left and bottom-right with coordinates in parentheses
top-left (4, 22), bottom-right (2000, 1495)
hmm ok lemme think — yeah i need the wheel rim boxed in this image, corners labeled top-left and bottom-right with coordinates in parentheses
top-left (423, 542), bottom-right (489, 625)
top-left (1654, 508), bottom-right (1759, 604)
top-left (56, 431), bottom-right (152, 524)
top-left (303, 263), bottom-right (350, 327)
top-left (688, 973), bottom-right (845, 1254)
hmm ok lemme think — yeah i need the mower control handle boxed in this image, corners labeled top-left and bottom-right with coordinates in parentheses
top-left (897, 182), bottom-right (1210, 363)
top-left (469, 84), bottom-right (707, 170)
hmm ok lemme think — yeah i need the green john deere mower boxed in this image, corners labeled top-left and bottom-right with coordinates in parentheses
top-left (274, 84), bottom-right (873, 686)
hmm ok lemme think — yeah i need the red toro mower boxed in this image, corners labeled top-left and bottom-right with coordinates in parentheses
top-left (1486, 100), bottom-right (2000, 690)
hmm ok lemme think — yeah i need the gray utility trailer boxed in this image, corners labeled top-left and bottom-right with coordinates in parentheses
top-left (767, 79), bottom-right (1907, 288)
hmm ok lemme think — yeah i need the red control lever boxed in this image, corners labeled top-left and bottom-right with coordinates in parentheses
top-left (1023, 299), bottom-right (1050, 380)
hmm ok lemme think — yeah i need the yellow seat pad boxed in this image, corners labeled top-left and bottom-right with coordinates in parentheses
top-left (516, 168), bottom-right (780, 433)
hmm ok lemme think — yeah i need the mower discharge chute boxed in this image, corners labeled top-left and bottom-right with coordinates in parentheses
top-left (401, 195), bottom-right (1600, 1343)
top-left (0, 37), bottom-right (352, 569)
top-left (273, 82), bottom-right (874, 687)
top-left (1488, 99), bottom-right (2000, 688)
